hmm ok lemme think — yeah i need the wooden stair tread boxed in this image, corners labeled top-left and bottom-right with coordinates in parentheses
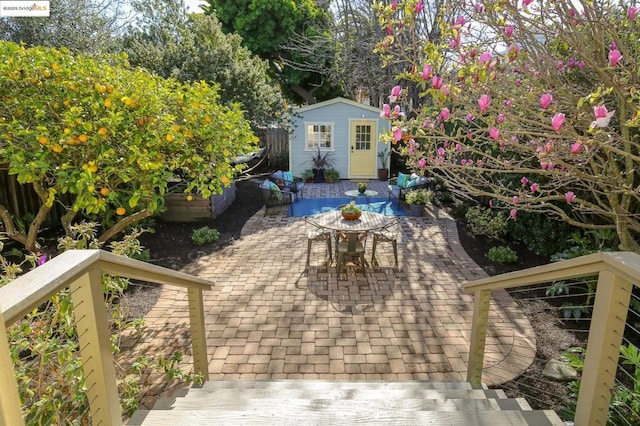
top-left (198, 380), bottom-right (479, 392)
top-left (152, 396), bottom-right (507, 411)
top-left (128, 408), bottom-right (564, 425)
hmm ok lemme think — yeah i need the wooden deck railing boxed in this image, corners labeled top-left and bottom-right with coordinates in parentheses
top-left (0, 249), bottom-right (213, 426)
top-left (464, 251), bottom-right (640, 425)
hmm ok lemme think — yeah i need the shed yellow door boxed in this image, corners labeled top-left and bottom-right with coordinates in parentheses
top-left (349, 120), bottom-right (377, 178)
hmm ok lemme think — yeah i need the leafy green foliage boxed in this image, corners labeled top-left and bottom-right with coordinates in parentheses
top-left (561, 344), bottom-right (640, 424)
top-left (0, 41), bottom-right (257, 251)
top-left (201, 0), bottom-right (342, 103)
top-left (0, 225), bottom-right (200, 423)
top-left (191, 226), bottom-right (220, 246)
top-left (506, 211), bottom-right (576, 257)
top-left (486, 246), bottom-right (518, 264)
top-left (465, 206), bottom-right (508, 241)
top-left (123, 1), bottom-right (285, 128)
top-left (270, 150), bottom-right (289, 172)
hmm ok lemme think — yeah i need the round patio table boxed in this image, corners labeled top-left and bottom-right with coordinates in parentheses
top-left (311, 210), bottom-right (390, 233)
top-left (345, 189), bottom-right (378, 210)
top-left (309, 210), bottom-right (393, 274)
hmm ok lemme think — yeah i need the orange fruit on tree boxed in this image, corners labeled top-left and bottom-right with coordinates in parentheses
top-left (52, 145), bottom-right (63, 153)
top-left (98, 127), bottom-right (108, 137)
top-left (165, 134), bottom-right (174, 142)
top-left (104, 98), bottom-right (112, 108)
top-left (116, 207), bottom-right (126, 216)
top-left (37, 136), bottom-right (49, 145)
top-left (186, 195), bottom-right (193, 201)
top-left (100, 187), bottom-right (109, 196)
top-left (78, 134), bottom-right (88, 143)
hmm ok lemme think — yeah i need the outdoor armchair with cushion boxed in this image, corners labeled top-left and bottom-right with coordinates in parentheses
top-left (388, 172), bottom-right (432, 202)
top-left (259, 179), bottom-right (294, 208)
top-left (269, 170), bottom-right (304, 201)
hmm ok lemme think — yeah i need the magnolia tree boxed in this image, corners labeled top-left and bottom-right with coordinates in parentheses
top-left (0, 42), bottom-right (257, 252)
top-left (376, 0), bottom-right (640, 252)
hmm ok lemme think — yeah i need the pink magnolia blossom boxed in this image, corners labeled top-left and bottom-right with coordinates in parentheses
top-left (515, 78), bottom-right (522, 86)
top-left (628, 6), bottom-right (638, 20)
top-left (609, 49), bottom-right (622, 66)
top-left (466, 114), bottom-right (475, 121)
top-left (551, 113), bottom-right (565, 131)
top-left (386, 26), bottom-right (393, 36)
top-left (530, 183), bottom-right (540, 193)
top-left (489, 127), bottom-right (500, 140)
top-left (431, 75), bottom-right (443, 89)
top-left (389, 85), bottom-right (401, 102)
top-left (439, 107), bottom-right (450, 121)
top-left (565, 191), bottom-right (576, 204)
top-left (496, 113), bottom-right (505, 124)
top-left (504, 25), bottom-right (514, 37)
top-left (415, 0), bottom-right (423, 13)
top-left (392, 105), bottom-right (404, 118)
top-left (392, 126), bottom-right (402, 141)
top-left (521, 176), bottom-right (529, 186)
top-left (421, 64), bottom-right (432, 80)
top-left (539, 93), bottom-right (553, 109)
top-left (522, 0), bottom-right (534, 6)
top-left (380, 104), bottom-right (391, 118)
top-left (510, 209), bottom-right (517, 219)
top-left (474, 3), bottom-right (484, 13)
top-left (419, 158), bottom-right (426, 169)
top-left (511, 136), bottom-right (519, 143)
top-left (513, 195), bottom-right (520, 204)
top-left (391, 0), bottom-right (397, 10)
top-left (504, 99), bottom-right (513, 107)
top-left (592, 105), bottom-right (615, 128)
top-left (479, 51), bottom-right (492, 64)
top-left (489, 200), bottom-right (493, 207)
top-left (455, 15), bottom-right (466, 27)
top-left (437, 147), bottom-right (445, 157)
top-left (571, 142), bottom-right (583, 154)
top-left (478, 94), bottom-right (491, 112)
top-left (440, 85), bottom-right (450, 97)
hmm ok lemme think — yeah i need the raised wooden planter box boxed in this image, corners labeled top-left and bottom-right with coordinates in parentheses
top-left (161, 184), bottom-right (236, 222)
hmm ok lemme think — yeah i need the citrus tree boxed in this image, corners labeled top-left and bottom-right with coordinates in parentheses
top-left (0, 41), bottom-right (257, 252)
top-left (376, 0), bottom-right (640, 252)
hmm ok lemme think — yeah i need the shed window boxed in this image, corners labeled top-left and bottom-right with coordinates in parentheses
top-left (306, 123), bottom-right (333, 150)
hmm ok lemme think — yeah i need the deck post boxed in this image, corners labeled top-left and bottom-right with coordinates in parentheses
top-left (188, 287), bottom-right (209, 381)
top-left (467, 289), bottom-right (491, 386)
top-left (0, 312), bottom-right (25, 426)
top-left (71, 269), bottom-right (121, 425)
top-left (575, 270), bottom-right (632, 425)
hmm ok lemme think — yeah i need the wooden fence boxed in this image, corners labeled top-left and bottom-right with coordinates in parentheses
top-left (255, 128), bottom-right (289, 161)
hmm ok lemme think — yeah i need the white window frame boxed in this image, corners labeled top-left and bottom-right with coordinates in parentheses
top-left (304, 122), bottom-right (335, 151)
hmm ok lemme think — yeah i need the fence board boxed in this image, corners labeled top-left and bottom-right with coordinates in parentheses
top-left (255, 128), bottom-right (288, 161)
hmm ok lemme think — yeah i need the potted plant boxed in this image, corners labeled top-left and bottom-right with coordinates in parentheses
top-left (301, 169), bottom-right (314, 183)
top-left (305, 147), bottom-right (335, 183)
top-left (357, 182), bottom-right (367, 194)
top-left (324, 168), bottom-right (340, 183)
top-left (405, 188), bottom-right (435, 216)
top-left (341, 201), bottom-right (362, 220)
top-left (377, 148), bottom-right (390, 181)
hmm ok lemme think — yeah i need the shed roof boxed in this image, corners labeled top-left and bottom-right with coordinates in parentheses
top-left (293, 97), bottom-right (381, 114)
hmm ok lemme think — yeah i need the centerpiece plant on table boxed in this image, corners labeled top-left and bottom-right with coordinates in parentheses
top-left (341, 201), bottom-right (362, 220)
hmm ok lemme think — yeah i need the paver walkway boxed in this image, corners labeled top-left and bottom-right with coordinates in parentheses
top-left (131, 180), bottom-right (535, 406)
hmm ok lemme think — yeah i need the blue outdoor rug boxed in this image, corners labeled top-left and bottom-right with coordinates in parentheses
top-left (288, 197), bottom-right (407, 217)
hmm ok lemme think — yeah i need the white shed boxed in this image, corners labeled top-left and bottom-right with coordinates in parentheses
top-left (290, 97), bottom-right (389, 180)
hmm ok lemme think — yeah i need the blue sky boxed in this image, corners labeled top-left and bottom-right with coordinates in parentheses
top-left (184, 0), bottom-right (205, 13)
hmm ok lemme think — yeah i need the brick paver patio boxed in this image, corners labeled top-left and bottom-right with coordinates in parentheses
top-left (131, 180), bottom-right (535, 405)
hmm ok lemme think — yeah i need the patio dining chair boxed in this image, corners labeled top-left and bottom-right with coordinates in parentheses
top-left (303, 216), bottom-right (333, 267)
top-left (335, 231), bottom-right (368, 276)
top-left (371, 217), bottom-right (402, 268)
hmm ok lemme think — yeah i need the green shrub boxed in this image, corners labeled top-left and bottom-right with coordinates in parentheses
top-left (506, 211), bottom-right (576, 257)
top-left (465, 206), bottom-right (508, 240)
top-left (271, 149), bottom-right (289, 171)
top-left (486, 245), bottom-right (518, 264)
top-left (191, 226), bottom-right (220, 245)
